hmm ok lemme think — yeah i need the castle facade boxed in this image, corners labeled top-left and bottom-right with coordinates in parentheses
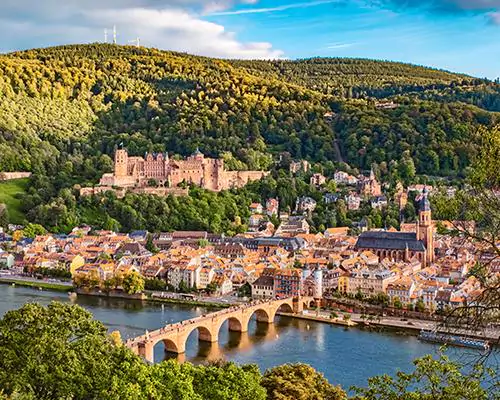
top-left (99, 149), bottom-right (268, 192)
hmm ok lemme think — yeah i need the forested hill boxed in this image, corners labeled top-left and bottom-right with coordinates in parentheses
top-left (230, 58), bottom-right (474, 95)
top-left (0, 43), bottom-right (499, 179)
top-left (230, 58), bottom-right (500, 109)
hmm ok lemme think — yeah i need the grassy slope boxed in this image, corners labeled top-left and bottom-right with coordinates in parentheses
top-left (0, 179), bottom-right (28, 224)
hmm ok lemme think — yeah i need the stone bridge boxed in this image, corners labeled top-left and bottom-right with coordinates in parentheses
top-left (126, 296), bottom-right (315, 363)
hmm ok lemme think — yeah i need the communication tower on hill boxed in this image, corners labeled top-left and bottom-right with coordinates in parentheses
top-left (113, 25), bottom-right (117, 44)
top-left (128, 37), bottom-right (141, 47)
top-left (104, 28), bottom-right (108, 43)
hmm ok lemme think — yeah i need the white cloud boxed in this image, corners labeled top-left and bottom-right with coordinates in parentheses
top-left (207, 0), bottom-right (340, 16)
top-left (0, 0), bottom-right (283, 59)
top-left (326, 42), bottom-right (355, 49)
top-left (86, 7), bottom-right (283, 58)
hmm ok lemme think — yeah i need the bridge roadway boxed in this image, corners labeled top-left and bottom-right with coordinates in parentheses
top-left (126, 296), bottom-right (315, 363)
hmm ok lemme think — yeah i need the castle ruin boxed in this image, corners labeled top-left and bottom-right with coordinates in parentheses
top-left (98, 149), bottom-right (268, 192)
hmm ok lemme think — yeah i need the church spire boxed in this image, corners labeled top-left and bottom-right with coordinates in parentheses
top-left (420, 187), bottom-right (431, 212)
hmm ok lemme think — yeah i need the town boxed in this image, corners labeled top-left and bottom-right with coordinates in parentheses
top-left (0, 182), bottom-right (490, 320)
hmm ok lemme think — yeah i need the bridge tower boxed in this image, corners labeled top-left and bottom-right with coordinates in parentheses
top-left (292, 296), bottom-right (304, 314)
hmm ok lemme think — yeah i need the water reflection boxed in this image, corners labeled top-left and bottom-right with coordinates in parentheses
top-left (162, 316), bottom-right (324, 364)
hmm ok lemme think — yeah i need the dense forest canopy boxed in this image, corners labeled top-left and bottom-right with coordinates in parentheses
top-left (1, 44), bottom-right (500, 231)
top-left (1, 43), bottom-right (499, 174)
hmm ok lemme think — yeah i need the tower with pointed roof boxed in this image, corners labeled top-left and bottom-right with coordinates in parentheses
top-left (416, 187), bottom-right (434, 265)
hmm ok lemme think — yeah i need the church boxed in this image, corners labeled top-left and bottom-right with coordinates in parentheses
top-left (355, 189), bottom-right (434, 267)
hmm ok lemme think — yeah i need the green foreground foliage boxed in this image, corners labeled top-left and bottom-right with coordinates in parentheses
top-left (0, 302), bottom-right (496, 400)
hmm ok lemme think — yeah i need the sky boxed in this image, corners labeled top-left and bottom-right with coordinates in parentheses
top-left (1, 0), bottom-right (499, 78)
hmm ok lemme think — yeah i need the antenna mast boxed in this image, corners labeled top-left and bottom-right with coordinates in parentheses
top-left (128, 37), bottom-right (141, 48)
top-left (104, 28), bottom-right (108, 43)
top-left (113, 25), bottom-right (117, 44)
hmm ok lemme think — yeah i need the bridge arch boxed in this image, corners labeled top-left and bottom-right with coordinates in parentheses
top-left (276, 302), bottom-right (293, 314)
top-left (215, 315), bottom-right (247, 339)
top-left (303, 299), bottom-right (315, 309)
top-left (162, 338), bottom-right (179, 353)
top-left (249, 308), bottom-right (273, 323)
top-left (185, 324), bottom-right (214, 343)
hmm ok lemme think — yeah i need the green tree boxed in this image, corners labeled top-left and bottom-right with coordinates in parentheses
top-left (0, 204), bottom-right (9, 227)
top-left (352, 353), bottom-right (493, 400)
top-left (145, 233), bottom-right (158, 254)
top-left (189, 361), bottom-right (266, 400)
top-left (415, 298), bottom-right (426, 313)
top-left (22, 223), bottom-right (46, 239)
top-left (144, 278), bottom-right (167, 291)
top-left (392, 296), bottom-right (403, 309)
top-left (122, 271), bottom-right (145, 295)
top-left (0, 302), bottom-right (142, 400)
top-left (178, 279), bottom-right (190, 293)
top-left (262, 363), bottom-right (346, 400)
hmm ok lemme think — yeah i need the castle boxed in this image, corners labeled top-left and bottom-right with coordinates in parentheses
top-left (98, 149), bottom-right (268, 192)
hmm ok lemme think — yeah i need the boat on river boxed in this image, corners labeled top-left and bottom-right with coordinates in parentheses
top-left (418, 329), bottom-right (489, 351)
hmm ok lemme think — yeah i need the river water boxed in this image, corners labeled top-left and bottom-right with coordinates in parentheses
top-left (0, 285), bottom-right (491, 391)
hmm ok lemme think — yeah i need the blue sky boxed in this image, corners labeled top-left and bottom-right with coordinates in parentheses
top-left (1, 0), bottom-right (499, 78)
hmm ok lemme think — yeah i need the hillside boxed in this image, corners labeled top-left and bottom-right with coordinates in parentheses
top-left (0, 179), bottom-right (28, 224)
top-left (230, 58), bottom-right (473, 95)
top-left (1, 44), bottom-right (498, 174)
top-left (0, 44), bottom-right (499, 231)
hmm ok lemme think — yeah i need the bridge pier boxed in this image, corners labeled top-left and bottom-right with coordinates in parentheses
top-left (138, 341), bottom-right (154, 363)
top-left (293, 297), bottom-right (304, 314)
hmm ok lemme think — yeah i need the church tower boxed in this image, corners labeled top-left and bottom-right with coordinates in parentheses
top-left (417, 188), bottom-right (434, 264)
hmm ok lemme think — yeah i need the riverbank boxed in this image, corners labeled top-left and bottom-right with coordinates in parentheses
top-left (76, 289), bottom-right (233, 309)
top-left (281, 309), bottom-right (499, 344)
top-left (1, 277), bottom-right (233, 308)
top-left (147, 295), bottom-right (231, 309)
top-left (0, 277), bottom-right (72, 292)
top-left (278, 312), bottom-right (356, 327)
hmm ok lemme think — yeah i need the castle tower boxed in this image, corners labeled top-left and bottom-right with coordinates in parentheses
top-left (417, 188), bottom-right (434, 264)
top-left (114, 149), bottom-right (128, 177)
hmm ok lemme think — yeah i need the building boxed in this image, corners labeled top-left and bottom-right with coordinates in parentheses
top-left (275, 216), bottom-right (310, 236)
top-left (296, 196), bottom-right (317, 213)
top-left (354, 189), bottom-right (434, 267)
top-left (357, 168), bottom-right (382, 197)
top-left (334, 171), bottom-right (358, 185)
top-left (290, 160), bottom-right (310, 174)
top-left (250, 203), bottom-right (264, 214)
top-left (274, 269), bottom-right (302, 298)
top-left (265, 198), bottom-right (279, 216)
top-left (323, 193), bottom-right (339, 204)
top-left (212, 272), bottom-right (233, 295)
top-left (98, 148), bottom-right (268, 192)
top-left (355, 231), bottom-right (426, 265)
top-left (0, 252), bottom-right (14, 269)
top-left (347, 267), bottom-right (397, 296)
top-left (416, 189), bottom-right (434, 264)
top-left (386, 277), bottom-right (416, 305)
top-left (371, 196), bottom-right (388, 209)
top-left (346, 193), bottom-right (361, 210)
top-left (310, 173), bottom-right (326, 187)
top-left (251, 275), bottom-right (275, 298)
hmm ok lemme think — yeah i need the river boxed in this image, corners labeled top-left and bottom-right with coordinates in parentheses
top-left (0, 285), bottom-right (490, 391)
